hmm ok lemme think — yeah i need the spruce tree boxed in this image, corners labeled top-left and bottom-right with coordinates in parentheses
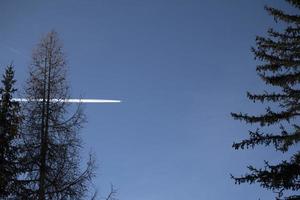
top-left (231, 1), bottom-right (300, 199)
top-left (0, 65), bottom-right (21, 199)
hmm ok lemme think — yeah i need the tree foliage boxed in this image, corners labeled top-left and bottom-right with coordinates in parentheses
top-left (231, 1), bottom-right (300, 199)
top-left (0, 65), bottom-right (21, 199)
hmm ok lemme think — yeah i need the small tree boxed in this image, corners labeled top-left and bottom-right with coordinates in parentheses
top-left (19, 31), bottom-right (94, 200)
top-left (231, 1), bottom-right (300, 199)
top-left (0, 65), bottom-right (21, 199)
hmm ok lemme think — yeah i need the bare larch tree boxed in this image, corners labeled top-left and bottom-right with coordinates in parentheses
top-left (19, 31), bottom-right (94, 200)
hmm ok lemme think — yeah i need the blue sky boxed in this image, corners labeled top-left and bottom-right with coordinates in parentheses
top-left (0, 1), bottom-right (293, 199)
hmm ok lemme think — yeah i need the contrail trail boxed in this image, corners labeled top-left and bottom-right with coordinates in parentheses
top-left (7, 47), bottom-right (28, 58)
top-left (12, 98), bottom-right (121, 103)
top-left (0, 40), bottom-right (28, 59)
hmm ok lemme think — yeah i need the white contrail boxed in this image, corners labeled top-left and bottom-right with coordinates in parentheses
top-left (12, 98), bottom-right (121, 103)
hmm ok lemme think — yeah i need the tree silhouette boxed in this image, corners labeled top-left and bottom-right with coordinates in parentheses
top-left (231, 1), bottom-right (300, 199)
top-left (0, 65), bottom-right (21, 199)
top-left (19, 31), bottom-right (94, 200)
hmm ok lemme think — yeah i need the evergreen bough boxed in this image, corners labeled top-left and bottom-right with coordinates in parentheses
top-left (0, 65), bottom-right (21, 198)
top-left (231, 1), bottom-right (300, 199)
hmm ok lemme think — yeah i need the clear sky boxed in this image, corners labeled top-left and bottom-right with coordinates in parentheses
top-left (0, 1), bottom-right (294, 200)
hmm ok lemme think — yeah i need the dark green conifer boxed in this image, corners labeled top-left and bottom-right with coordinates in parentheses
top-left (231, 1), bottom-right (300, 199)
top-left (0, 65), bottom-right (20, 199)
